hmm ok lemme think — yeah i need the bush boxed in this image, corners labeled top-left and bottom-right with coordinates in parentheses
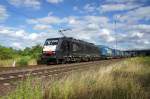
top-left (31, 53), bottom-right (41, 60)
top-left (0, 46), bottom-right (16, 60)
top-left (16, 56), bottom-right (31, 66)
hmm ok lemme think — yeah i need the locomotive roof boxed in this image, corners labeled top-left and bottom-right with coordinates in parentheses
top-left (46, 37), bottom-right (96, 46)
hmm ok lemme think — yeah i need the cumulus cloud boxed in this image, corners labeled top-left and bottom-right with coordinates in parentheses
top-left (12, 42), bottom-right (22, 49)
top-left (117, 6), bottom-right (150, 23)
top-left (33, 24), bottom-right (51, 31)
top-left (99, 3), bottom-right (140, 13)
top-left (129, 24), bottom-right (150, 33)
top-left (105, 0), bottom-right (149, 4)
top-left (27, 15), bottom-right (63, 25)
top-left (99, 29), bottom-right (115, 42)
top-left (0, 5), bottom-right (9, 21)
top-left (8, 0), bottom-right (41, 9)
top-left (38, 16), bottom-right (62, 24)
top-left (144, 40), bottom-right (150, 45)
top-left (64, 15), bottom-right (109, 29)
top-left (47, 0), bottom-right (63, 4)
top-left (83, 4), bottom-right (96, 13)
top-left (131, 32), bottom-right (144, 38)
top-left (0, 26), bottom-right (59, 49)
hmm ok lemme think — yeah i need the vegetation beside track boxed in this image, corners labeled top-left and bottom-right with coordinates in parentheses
top-left (0, 45), bottom-right (42, 67)
top-left (1, 57), bottom-right (150, 99)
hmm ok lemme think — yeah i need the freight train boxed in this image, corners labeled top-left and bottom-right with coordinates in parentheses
top-left (37, 37), bottom-right (131, 64)
top-left (97, 45), bottom-right (131, 59)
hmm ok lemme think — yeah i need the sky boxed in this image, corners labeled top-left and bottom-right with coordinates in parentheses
top-left (0, 0), bottom-right (150, 50)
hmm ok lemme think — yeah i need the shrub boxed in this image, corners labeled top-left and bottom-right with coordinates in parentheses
top-left (16, 56), bottom-right (31, 66)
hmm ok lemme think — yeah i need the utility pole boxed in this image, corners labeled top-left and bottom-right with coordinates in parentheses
top-left (114, 16), bottom-right (117, 50)
top-left (114, 15), bottom-right (118, 57)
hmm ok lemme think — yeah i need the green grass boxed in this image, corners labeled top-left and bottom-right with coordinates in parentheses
top-left (1, 57), bottom-right (150, 99)
top-left (0, 56), bottom-right (37, 67)
top-left (0, 59), bottom-right (15, 67)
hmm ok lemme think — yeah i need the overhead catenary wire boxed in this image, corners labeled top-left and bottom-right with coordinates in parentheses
top-left (113, 4), bottom-right (145, 51)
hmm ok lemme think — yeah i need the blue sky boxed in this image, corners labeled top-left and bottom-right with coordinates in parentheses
top-left (0, 0), bottom-right (150, 50)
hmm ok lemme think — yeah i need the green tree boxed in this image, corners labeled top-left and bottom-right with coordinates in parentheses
top-left (0, 44), bottom-right (42, 60)
top-left (0, 45), bottom-right (16, 60)
top-left (30, 44), bottom-right (43, 59)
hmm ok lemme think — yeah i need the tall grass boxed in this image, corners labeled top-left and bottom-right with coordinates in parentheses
top-left (1, 57), bottom-right (150, 99)
top-left (0, 59), bottom-right (15, 67)
top-left (0, 56), bottom-right (37, 67)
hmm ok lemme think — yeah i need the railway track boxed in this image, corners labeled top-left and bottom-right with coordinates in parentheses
top-left (0, 59), bottom-right (124, 96)
top-left (0, 59), bottom-right (122, 85)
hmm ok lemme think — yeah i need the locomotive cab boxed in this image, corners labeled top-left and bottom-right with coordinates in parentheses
top-left (38, 37), bottom-right (72, 64)
top-left (39, 38), bottom-right (60, 64)
top-left (43, 39), bottom-right (58, 56)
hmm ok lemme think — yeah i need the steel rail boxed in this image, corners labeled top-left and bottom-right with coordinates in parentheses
top-left (0, 59), bottom-right (122, 85)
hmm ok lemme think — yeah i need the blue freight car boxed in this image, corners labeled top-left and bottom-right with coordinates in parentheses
top-left (112, 49), bottom-right (121, 58)
top-left (97, 45), bottom-right (113, 59)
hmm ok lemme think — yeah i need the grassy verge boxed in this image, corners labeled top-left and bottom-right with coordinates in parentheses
top-left (1, 57), bottom-right (150, 99)
top-left (0, 56), bottom-right (37, 67)
top-left (0, 59), bottom-right (16, 67)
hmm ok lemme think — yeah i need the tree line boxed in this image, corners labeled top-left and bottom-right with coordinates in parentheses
top-left (0, 45), bottom-right (43, 60)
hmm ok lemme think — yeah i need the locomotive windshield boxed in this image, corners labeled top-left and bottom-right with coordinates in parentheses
top-left (45, 39), bottom-right (59, 45)
top-left (43, 39), bottom-right (59, 52)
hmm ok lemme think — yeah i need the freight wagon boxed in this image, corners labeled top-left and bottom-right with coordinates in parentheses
top-left (97, 45), bottom-right (113, 59)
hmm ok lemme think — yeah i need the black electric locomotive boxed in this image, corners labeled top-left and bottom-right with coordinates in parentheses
top-left (37, 37), bottom-right (100, 64)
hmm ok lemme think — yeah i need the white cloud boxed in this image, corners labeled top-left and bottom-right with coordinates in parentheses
top-left (12, 42), bottom-right (23, 49)
top-left (57, 15), bottom-right (115, 44)
top-left (117, 6), bottom-right (150, 23)
top-left (131, 32), bottom-right (144, 38)
top-left (38, 16), bottom-right (62, 24)
top-left (131, 24), bottom-right (150, 33)
top-left (64, 15), bottom-right (109, 29)
top-left (0, 5), bottom-right (8, 21)
top-left (33, 24), bottom-right (51, 31)
top-left (99, 29), bottom-right (115, 42)
top-left (0, 25), bottom-right (60, 49)
top-left (83, 4), bottom-right (96, 12)
top-left (27, 19), bottom-right (38, 24)
top-left (69, 18), bottom-right (76, 24)
top-left (0, 27), bottom-right (26, 38)
top-left (85, 16), bottom-right (109, 24)
top-left (104, 0), bottom-right (126, 3)
top-left (8, 0), bottom-right (41, 9)
top-left (144, 40), bottom-right (150, 44)
top-left (87, 23), bottom-right (99, 30)
top-left (47, 0), bottom-right (63, 4)
top-left (105, 0), bottom-right (148, 3)
top-left (15, 30), bottom-right (26, 37)
top-left (28, 33), bottom-right (38, 41)
top-left (27, 15), bottom-right (63, 25)
top-left (99, 3), bottom-right (139, 12)
top-left (66, 16), bottom-right (83, 26)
